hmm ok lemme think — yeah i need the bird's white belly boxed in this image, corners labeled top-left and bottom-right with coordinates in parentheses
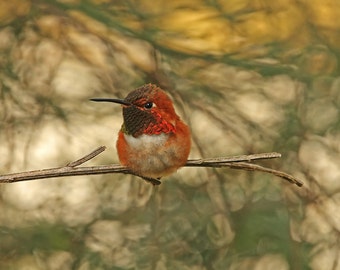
top-left (124, 133), bottom-right (169, 151)
top-left (123, 133), bottom-right (179, 178)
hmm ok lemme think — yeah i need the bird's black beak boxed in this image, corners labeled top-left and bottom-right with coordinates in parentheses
top-left (90, 98), bottom-right (131, 106)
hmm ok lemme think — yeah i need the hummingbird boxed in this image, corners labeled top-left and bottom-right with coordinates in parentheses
top-left (90, 83), bottom-right (191, 185)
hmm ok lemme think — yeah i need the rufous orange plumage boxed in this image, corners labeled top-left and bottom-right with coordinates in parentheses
top-left (91, 83), bottom-right (191, 184)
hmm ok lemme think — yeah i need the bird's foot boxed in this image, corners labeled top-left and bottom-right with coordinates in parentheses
top-left (141, 176), bottom-right (161, 185)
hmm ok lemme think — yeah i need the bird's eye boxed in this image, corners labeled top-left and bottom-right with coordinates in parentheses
top-left (144, 102), bottom-right (153, 109)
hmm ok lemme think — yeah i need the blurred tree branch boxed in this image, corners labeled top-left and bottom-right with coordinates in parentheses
top-left (0, 146), bottom-right (303, 187)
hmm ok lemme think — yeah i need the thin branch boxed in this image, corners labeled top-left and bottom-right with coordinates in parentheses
top-left (0, 147), bottom-right (303, 187)
top-left (66, 146), bottom-right (106, 167)
top-left (185, 152), bottom-right (281, 166)
top-left (226, 162), bottom-right (303, 187)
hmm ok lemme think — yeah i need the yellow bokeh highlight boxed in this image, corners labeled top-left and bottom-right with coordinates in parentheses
top-left (237, 6), bottom-right (305, 44)
top-left (301, 0), bottom-right (340, 49)
top-left (118, 0), bottom-right (309, 55)
top-left (150, 8), bottom-right (242, 55)
top-left (0, 0), bottom-right (31, 25)
top-left (302, 0), bottom-right (340, 29)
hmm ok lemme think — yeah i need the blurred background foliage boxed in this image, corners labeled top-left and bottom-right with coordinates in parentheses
top-left (0, 0), bottom-right (340, 269)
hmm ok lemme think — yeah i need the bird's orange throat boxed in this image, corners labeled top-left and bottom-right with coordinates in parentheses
top-left (122, 107), bottom-right (176, 137)
top-left (141, 111), bottom-right (176, 136)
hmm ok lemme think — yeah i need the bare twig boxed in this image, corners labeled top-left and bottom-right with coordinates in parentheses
top-left (0, 147), bottom-right (303, 187)
top-left (226, 162), bottom-right (303, 187)
top-left (185, 152), bottom-right (281, 166)
top-left (66, 146), bottom-right (106, 167)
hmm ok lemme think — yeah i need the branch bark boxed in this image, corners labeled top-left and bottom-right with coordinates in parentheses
top-left (0, 146), bottom-right (303, 187)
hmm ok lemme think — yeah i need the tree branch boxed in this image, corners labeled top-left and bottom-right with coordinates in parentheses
top-left (0, 146), bottom-right (303, 187)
